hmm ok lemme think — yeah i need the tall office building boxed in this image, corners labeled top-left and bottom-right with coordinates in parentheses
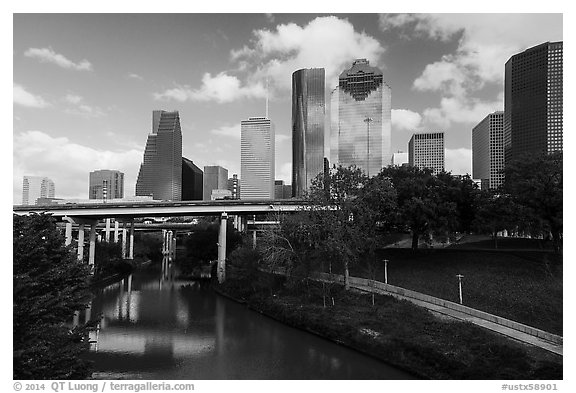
top-left (203, 166), bottom-right (228, 201)
top-left (89, 170), bottom-right (124, 200)
top-left (292, 68), bottom-right (325, 197)
top-left (504, 41), bottom-right (563, 163)
top-left (472, 112), bottom-right (505, 190)
top-left (241, 117), bottom-right (275, 199)
top-left (391, 151), bottom-right (409, 167)
top-left (182, 157), bottom-right (203, 200)
top-left (330, 59), bottom-right (391, 176)
top-left (136, 110), bottom-right (182, 200)
top-left (227, 174), bottom-right (240, 200)
top-left (22, 176), bottom-right (55, 205)
top-left (408, 132), bottom-right (445, 174)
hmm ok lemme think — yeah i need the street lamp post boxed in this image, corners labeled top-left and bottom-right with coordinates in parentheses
top-left (364, 117), bottom-right (373, 177)
top-left (384, 259), bottom-right (388, 284)
top-left (456, 274), bottom-right (464, 304)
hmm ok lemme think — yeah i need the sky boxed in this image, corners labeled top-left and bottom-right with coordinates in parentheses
top-left (12, 11), bottom-right (563, 203)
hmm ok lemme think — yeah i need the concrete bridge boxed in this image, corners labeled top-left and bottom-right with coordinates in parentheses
top-left (13, 199), bottom-right (306, 282)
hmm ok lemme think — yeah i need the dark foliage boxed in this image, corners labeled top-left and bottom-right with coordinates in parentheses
top-left (13, 214), bottom-right (93, 379)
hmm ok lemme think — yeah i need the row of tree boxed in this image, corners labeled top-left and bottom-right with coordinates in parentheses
top-left (259, 152), bottom-right (562, 290)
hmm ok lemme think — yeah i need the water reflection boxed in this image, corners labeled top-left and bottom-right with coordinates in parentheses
top-left (78, 257), bottom-right (413, 380)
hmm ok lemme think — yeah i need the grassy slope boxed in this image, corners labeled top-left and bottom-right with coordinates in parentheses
top-left (347, 240), bottom-right (562, 335)
top-left (218, 277), bottom-right (562, 380)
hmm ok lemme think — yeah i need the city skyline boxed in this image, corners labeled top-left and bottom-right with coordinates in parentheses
top-left (13, 13), bottom-right (563, 203)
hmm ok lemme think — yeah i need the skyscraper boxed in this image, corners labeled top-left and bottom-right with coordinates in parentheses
top-left (227, 174), bottom-right (240, 200)
top-left (22, 176), bottom-right (55, 205)
top-left (330, 59), bottom-right (391, 176)
top-left (408, 132), bottom-right (445, 174)
top-left (203, 166), bottom-right (228, 201)
top-left (89, 170), bottom-right (124, 200)
top-left (473, 112), bottom-right (505, 190)
top-left (292, 68), bottom-right (325, 197)
top-left (136, 110), bottom-right (182, 201)
top-left (241, 117), bottom-right (275, 199)
top-left (182, 157), bottom-right (203, 201)
top-left (504, 41), bottom-right (563, 163)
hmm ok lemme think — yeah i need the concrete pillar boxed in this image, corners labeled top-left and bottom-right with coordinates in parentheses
top-left (65, 222), bottom-right (73, 246)
top-left (128, 221), bottom-right (134, 260)
top-left (122, 223), bottom-right (127, 258)
top-left (217, 212), bottom-right (228, 283)
top-left (77, 224), bottom-right (85, 261)
top-left (114, 220), bottom-right (120, 243)
top-left (88, 224), bottom-right (96, 271)
top-left (105, 218), bottom-right (111, 242)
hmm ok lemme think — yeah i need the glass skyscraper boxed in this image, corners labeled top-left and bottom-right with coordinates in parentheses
top-left (330, 59), bottom-right (391, 177)
top-left (472, 112), bottom-right (505, 190)
top-left (203, 166), bottom-right (228, 201)
top-left (136, 110), bottom-right (182, 201)
top-left (89, 170), bottom-right (124, 199)
top-left (504, 41), bottom-right (563, 163)
top-left (241, 117), bottom-right (275, 199)
top-left (292, 68), bottom-right (325, 197)
top-left (182, 157), bottom-right (203, 201)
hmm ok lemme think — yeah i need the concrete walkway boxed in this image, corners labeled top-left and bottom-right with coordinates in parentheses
top-left (351, 282), bottom-right (563, 356)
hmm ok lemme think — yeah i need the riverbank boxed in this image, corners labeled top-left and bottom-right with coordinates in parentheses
top-left (216, 273), bottom-right (562, 380)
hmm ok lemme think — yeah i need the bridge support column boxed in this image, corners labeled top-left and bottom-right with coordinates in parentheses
top-left (77, 224), bottom-right (85, 261)
top-left (105, 218), bottom-right (111, 242)
top-left (122, 223), bottom-right (127, 258)
top-left (217, 212), bottom-right (228, 283)
top-left (128, 221), bottom-right (134, 260)
top-left (88, 223), bottom-right (96, 271)
top-left (114, 220), bottom-right (119, 243)
top-left (252, 230), bottom-right (257, 249)
top-left (65, 221), bottom-right (73, 246)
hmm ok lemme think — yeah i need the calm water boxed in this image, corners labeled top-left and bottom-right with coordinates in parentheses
top-left (78, 259), bottom-right (414, 380)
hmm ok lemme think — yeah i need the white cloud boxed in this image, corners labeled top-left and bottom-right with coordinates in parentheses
top-left (13, 131), bottom-right (142, 203)
top-left (64, 94), bottom-right (83, 105)
top-left (128, 73), bottom-right (144, 80)
top-left (276, 162), bottom-right (292, 184)
top-left (445, 148), bottom-right (472, 176)
top-left (232, 16), bottom-right (385, 91)
top-left (13, 83), bottom-right (49, 108)
top-left (391, 109), bottom-right (422, 131)
top-left (154, 72), bottom-right (266, 103)
top-left (24, 47), bottom-right (93, 71)
top-left (210, 123), bottom-right (241, 139)
top-left (63, 93), bottom-right (105, 118)
top-left (275, 134), bottom-right (290, 143)
top-left (422, 95), bottom-right (502, 129)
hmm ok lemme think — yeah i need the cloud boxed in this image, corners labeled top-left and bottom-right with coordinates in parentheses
top-left (275, 134), bottom-right (290, 143)
top-left (445, 148), bottom-right (472, 176)
top-left (128, 73), bottom-right (144, 80)
top-left (24, 47), bottom-right (93, 71)
top-left (13, 131), bottom-right (142, 203)
top-left (63, 93), bottom-right (105, 118)
top-left (13, 83), bottom-right (49, 108)
top-left (231, 16), bottom-right (385, 91)
top-left (154, 72), bottom-right (266, 103)
top-left (391, 109), bottom-right (422, 131)
top-left (210, 123), bottom-right (241, 139)
top-left (276, 162), bottom-right (292, 184)
top-left (422, 95), bottom-right (503, 129)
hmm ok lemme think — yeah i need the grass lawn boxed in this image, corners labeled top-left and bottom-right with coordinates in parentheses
top-left (218, 277), bottom-right (562, 380)
top-left (348, 241), bottom-right (562, 335)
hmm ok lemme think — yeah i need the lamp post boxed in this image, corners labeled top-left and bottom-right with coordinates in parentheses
top-left (384, 259), bottom-right (388, 284)
top-left (364, 117), bottom-right (373, 176)
top-left (456, 274), bottom-right (464, 304)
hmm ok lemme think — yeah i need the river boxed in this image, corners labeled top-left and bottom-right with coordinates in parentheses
top-left (77, 258), bottom-right (414, 380)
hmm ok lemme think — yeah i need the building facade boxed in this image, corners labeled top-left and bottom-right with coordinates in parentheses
top-left (408, 132), bottom-right (445, 174)
top-left (330, 59), bottom-right (391, 177)
top-left (22, 176), bottom-right (55, 205)
top-left (504, 41), bottom-right (563, 163)
top-left (203, 166), bottom-right (228, 201)
top-left (472, 112), bottom-right (505, 190)
top-left (241, 117), bottom-right (275, 199)
top-left (227, 174), bottom-right (240, 199)
top-left (89, 170), bottom-right (124, 200)
top-left (391, 151), bottom-right (409, 167)
top-left (292, 68), bottom-right (325, 197)
top-left (182, 157), bottom-right (203, 200)
top-left (136, 110), bottom-right (183, 201)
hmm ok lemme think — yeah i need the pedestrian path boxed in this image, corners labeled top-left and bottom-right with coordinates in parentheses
top-left (351, 281), bottom-right (563, 356)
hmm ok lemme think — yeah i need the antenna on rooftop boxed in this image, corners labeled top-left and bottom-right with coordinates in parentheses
top-left (265, 76), bottom-right (269, 118)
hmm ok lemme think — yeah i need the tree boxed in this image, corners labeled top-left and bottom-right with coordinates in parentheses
top-left (13, 214), bottom-right (93, 379)
top-left (473, 191), bottom-right (519, 248)
top-left (379, 166), bottom-right (457, 250)
top-left (502, 152), bottom-right (562, 252)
